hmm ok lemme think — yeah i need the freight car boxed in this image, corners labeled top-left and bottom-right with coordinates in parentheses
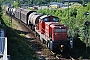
top-left (6, 6), bottom-right (9, 14)
top-left (6, 6), bottom-right (16, 16)
top-left (28, 12), bottom-right (42, 30)
top-left (6, 7), bottom-right (73, 52)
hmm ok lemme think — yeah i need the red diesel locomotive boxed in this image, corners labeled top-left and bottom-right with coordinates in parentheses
top-left (6, 7), bottom-right (72, 52)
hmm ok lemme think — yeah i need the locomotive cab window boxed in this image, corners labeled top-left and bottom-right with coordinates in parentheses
top-left (53, 17), bottom-right (59, 22)
top-left (43, 17), bottom-right (50, 22)
top-left (54, 28), bottom-right (66, 33)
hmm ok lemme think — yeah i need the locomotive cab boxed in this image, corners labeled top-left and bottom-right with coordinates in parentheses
top-left (44, 22), bottom-right (70, 51)
top-left (50, 24), bottom-right (70, 51)
top-left (38, 15), bottom-right (59, 34)
top-left (51, 24), bottom-right (67, 41)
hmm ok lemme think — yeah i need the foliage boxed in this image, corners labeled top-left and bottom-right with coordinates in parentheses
top-left (13, 1), bottom-right (19, 8)
top-left (3, 0), bottom-right (63, 6)
top-left (2, 14), bottom-right (38, 60)
top-left (0, 2), bottom-right (3, 27)
top-left (82, 0), bottom-right (89, 3)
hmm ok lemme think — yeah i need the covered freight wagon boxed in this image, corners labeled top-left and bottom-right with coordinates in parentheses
top-left (15, 8), bottom-right (23, 19)
top-left (28, 12), bottom-right (41, 25)
top-left (20, 9), bottom-right (35, 24)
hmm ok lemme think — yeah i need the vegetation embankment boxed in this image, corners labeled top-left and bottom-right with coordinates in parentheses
top-left (1, 10), bottom-right (38, 60)
top-left (37, 3), bottom-right (90, 59)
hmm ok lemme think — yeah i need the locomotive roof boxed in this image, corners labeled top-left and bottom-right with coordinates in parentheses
top-left (50, 23), bottom-right (67, 28)
top-left (40, 15), bottom-right (50, 19)
top-left (45, 22), bottom-right (60, 25)
top-left (45, 22), bottom-right (66, 28)
top-left (40, 15), bottom-right (59, 19)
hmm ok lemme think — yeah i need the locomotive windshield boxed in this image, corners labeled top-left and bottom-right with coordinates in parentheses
top-left (44, 17), bottom-right (50, 22)
top-left (54, 28), bottom-right (66, 33)
top-left (53, 17), bottom-right (59, 22)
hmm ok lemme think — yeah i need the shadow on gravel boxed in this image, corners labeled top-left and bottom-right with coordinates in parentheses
top-left (15, 29), bottom-right (45, 50)
top-left (27, 38), bottom-right (47, 60)
top-left (14, 29), bottom-right (37, 41)
top-left (26, 38), bottom-right (36, 40)
top-left (14, 29), bottom-right (31, 35)
top-left (13, 27), bottom-right (45, 53)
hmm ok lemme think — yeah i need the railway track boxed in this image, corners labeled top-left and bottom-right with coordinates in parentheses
top-left (6, 14), bottom-right (74, 60)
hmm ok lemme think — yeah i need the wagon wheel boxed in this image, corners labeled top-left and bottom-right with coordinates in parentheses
top-left (46, 41), bottom-right (49, 48)
top-left (47, 41), bottom-right (50, 49)
top-left (35, 32), bottom-right (37, 37)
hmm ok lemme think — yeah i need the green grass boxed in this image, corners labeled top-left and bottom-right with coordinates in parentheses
top-left (2, 14), bottom-right (38, 60)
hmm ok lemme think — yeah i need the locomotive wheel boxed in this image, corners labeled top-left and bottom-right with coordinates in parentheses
top-left (43, 39), bottom-right (46, 44)
top-left (47, 41), bottom-right (52, 50)
top-left (35, 32), bottom-right (37, 37)
top-left (46, 41), bottom-right (49, 48)
top-left (40, 36), bottom-right (43, 42)
top-left (38, 35), bottom-right (40, 39)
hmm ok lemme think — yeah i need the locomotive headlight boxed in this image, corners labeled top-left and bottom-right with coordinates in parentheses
top-left (59, 27), bottom-right (61, 28)
top-left (61, 45), bottom-right (64, 48)
top-left (70, 40), bottom-right (73, 42)
top-left (55, 33), bottom-right (57, 35)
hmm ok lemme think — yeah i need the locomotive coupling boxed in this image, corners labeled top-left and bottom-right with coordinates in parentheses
top-left (60, 45), bottom-right (64, 52)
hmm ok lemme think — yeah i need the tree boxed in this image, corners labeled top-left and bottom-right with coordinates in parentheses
top-left (82, 0), bottom-right (88, 4)
top-left (0, 2), bottom-right (3, 25)
top-left (13, 1), bottom-right (19, 7)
